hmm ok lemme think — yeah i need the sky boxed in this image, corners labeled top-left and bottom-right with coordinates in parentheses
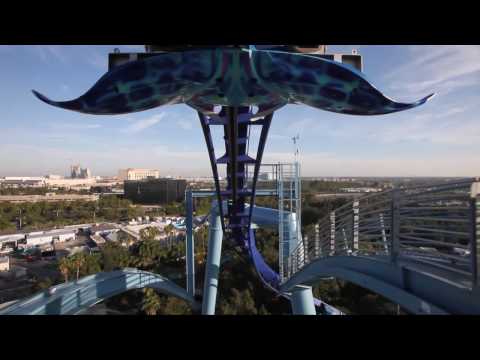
top-left (0, 45), bottom-right (478, 178)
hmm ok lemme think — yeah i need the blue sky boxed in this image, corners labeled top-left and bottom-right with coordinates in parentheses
top-left (0, 45), bottom-right (478, 177)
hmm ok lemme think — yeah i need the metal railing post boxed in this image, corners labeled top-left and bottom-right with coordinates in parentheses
top-left (304, 235), bottom-right (309, 264)
top-left (379, 213), bottom-right (388, 254)
top-left (185, 190), bottom-right (195, 298)
top-left (330, 211), bottom-right (336, 255)
top-left (391, 188), bottom-right (400, 263)
top-left (470, 181), bottom-right (479, 287)
top-left (353, 200), bottom-right (359, 253)
top-left (314, 223), bottom-right (320, 258)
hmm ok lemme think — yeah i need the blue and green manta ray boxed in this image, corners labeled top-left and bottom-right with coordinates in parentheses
top-left (32, 46), bottom-right (435, 116)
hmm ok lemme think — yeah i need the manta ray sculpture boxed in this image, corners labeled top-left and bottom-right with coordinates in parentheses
top-left (32, 46), bottom-right (434, 116)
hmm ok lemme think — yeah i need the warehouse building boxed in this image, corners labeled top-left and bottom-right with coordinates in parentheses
top-left (118, 168), bottom-right (160, 181)
top-left (22, 229), bottom-right (76, 248)
top-left (124, 178), bottom-right (187, 205)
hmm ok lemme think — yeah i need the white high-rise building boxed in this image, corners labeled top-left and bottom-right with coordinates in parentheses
top-left (118, 168), bottom-right (160, 181)
top-left (71, 165), bottom-right (92, 179)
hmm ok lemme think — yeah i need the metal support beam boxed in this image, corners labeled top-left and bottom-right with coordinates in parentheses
top-left (202, 204), bottom-right (224, 315)
top-left (290, 285), bottom-right (316, 315)
top-left (185, 190), bottom-right (195, 298)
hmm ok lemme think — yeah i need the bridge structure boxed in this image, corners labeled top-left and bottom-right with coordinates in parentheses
top-left (3, 45), bottom-right (479, 315)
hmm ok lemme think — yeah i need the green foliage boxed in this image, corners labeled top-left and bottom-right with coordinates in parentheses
top-left (0, 196), bottom-right (147, 233)
top-left (101, 243), bottom-right (133, 272)
top-left (32, 276), bottom-right (53, 292)
top-left (135, 239), bottom-right (163, 268)
top-left (158, 297), bottom-right (192, 315)
top-left (140, 288), bottom-right (192, 315)
top-left (302, 180), bottom-right (359, 193)
top-left (139, 227), bottom-right (161, 242)
top-left (194, 198), bottom-right (211, 216)
top-left (57, 252), bottom-right (103, 282)
top-left (141, 288), bottom-right (163, 315)
top-left (164, 202), bottom-right (184, 216)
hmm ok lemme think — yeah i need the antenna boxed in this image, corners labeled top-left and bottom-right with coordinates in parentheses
top-left (292, 134), bottom-right (300, 162)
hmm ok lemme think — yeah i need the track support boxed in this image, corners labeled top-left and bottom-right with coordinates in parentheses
top-left (202, 203), bottom-right (224, 315)
top-left (290, 285), bottom-right (316, 315)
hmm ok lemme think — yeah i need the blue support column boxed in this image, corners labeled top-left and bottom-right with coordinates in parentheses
top-left (185, 190), bottom-right (195, 298)
top-left (202, 203), bottom-right (223, 315)
top-left (290, 285), bottom-right (316, 315)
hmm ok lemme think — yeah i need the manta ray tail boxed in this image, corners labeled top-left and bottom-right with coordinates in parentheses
top-left (413, 93), bottom-right (436, 106)
top-left (32, 90), bottom-right (85, 112)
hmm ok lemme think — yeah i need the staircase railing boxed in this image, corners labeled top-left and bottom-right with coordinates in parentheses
top-left (285, 178), bottom-right (479, 288)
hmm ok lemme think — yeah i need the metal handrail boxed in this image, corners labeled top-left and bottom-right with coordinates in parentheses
top-left (284, 178), bottom-right (479, 288)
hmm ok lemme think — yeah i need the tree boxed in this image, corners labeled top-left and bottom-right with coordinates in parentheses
top-left (302, 206), bottom-right (321, 227)
top-left (140, 227), bottom-right (160, 242)
top-left (102, 243), bottom-right (133, 271)
top-left (141, 288), bottom-right (162, 315)
top-left (71, 253), bottom-right (86, 281)
top-left (58, 257), bottom-right (72, 283)
top-left (136, 239), bottom-right (164, 269)
top-left (159, 297), bottom-right (192, 315)
top-left (164, 224), bottom-right (175, 248)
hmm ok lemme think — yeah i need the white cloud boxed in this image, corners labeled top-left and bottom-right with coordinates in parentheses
top-left (386, 45), bottom-right (480, 98)
top-left (30, 45), bottom-right (68, 64)
top-left (49, 122), bottom-right (102, 130)
top-left (263, 150), bottom-right (479, 177)
top-left (177, 119), bottom-right (193, 130)
top-left (269, 134), bottom-right (290, 140)
top-left (121, 113), bottom-right (165, 133)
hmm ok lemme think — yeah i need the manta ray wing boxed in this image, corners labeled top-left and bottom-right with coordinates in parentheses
top-left (32, 50), bottom-right (222, 115)
top-left (249, 49), bottom-right (435, 116)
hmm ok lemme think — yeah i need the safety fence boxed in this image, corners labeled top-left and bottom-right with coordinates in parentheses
top-left (286, 178), bottom-right (479, 288)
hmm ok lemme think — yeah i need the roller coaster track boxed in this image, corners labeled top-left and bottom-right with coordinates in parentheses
top-left (198, 105), bottom-right (344, 314)
top-left (0, 269), bottom-right (197, 315)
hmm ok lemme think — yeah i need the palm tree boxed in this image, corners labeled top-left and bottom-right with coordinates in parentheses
top-left (58, 257), bottom-right (71, 283)
top-left (72, 253), bottom-right (85, 281)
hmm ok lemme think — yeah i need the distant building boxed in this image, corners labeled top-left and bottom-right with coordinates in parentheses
top-left (45, 174), bottom-right (63, 180)
top-left (124, 178), bottom-right (187, 205)
top-left (22, 229), bottom-right (76, 248)
top-left (71, 165), bottom-right (92, 179)
top-left (118, 168), bottom-right (160, 181)
top-left (0, 177), bottom-right (45, 188)
top-left (44, 177), bottom-right (96, 189)
top-left (258, 172), bottom-right (274, 181)
top-left (0, 193), bottom-right (98, 203)
top-left (89, 223), bottom-right (119, 236)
